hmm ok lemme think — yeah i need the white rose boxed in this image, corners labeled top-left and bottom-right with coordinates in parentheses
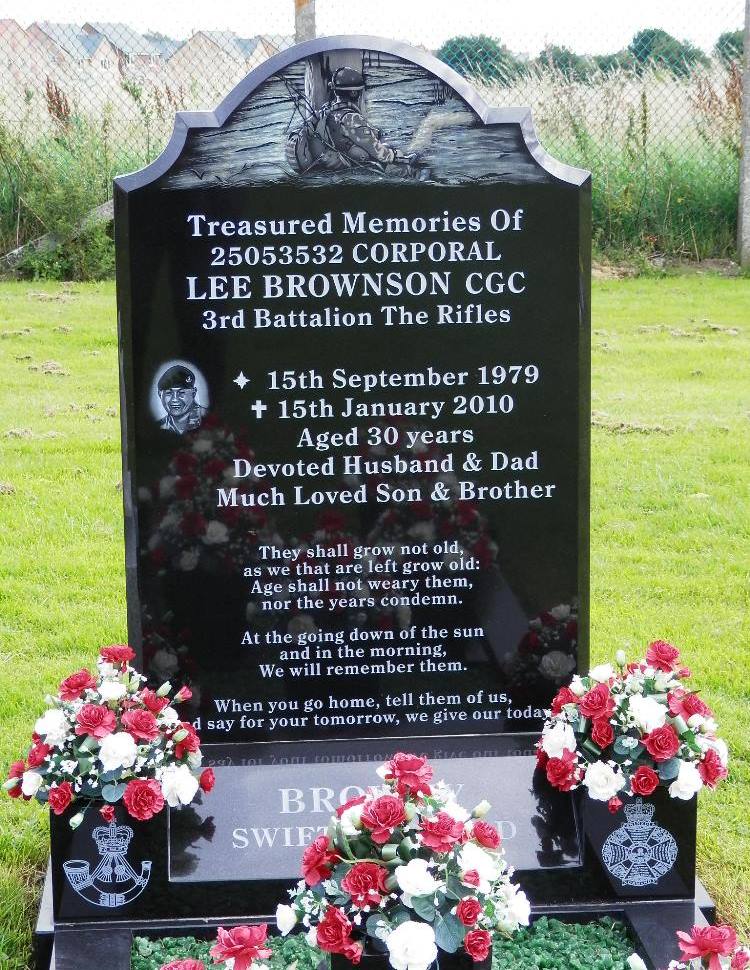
top-left (395, 858), bottom-right (441, 901)
top-left (192, 437), bottom-right (212, 454)
top-left (549, 604), bottom-right (571, 621)
top-left (627, 956), bottom-right (648, 970)
top-left (179, 549), bottom-right (200, 572)
top-left (540, 651), bottom-right (576, 680)
top-left (151, 647), bottom-right (179, 679)
top-left (305, 926), bottom-right (318, 948)
top-left (457, 841), bottom-right (500, 892)
top-left (589, 663), bottom-right (614, 683)
top-left (275, 903), bottom-right (297, 936)
top-left (582, 761), bottom-right (625, 802)
top-left (202, 520), bottom-right (229, 545)
top-left (628, 694), bottom-right (667, 733)
top-left (98, 732), bottom-right (138, 772)
top-left (569, 675), bottom-right (587, 697)
top-left (34, 708), bottom-right (69, 747)
top-left (506, 887), bottom-right (531, 927)
top-left (98, 680), bottom-right (127, 702)
top-left (159, 763), bottom-right (200, 807)
top-left (669, 760), bottom-right (703, 800)
top-left (442, 800), bottom-right (470, 823)
top-left (386, 920), bottom-right (438, 970)
top-left (158, 475), bottom-right (177, 498)
top-left (21, 770), bottom-right (43, 797)
top-left (159, 706), bottom-right (180, 727)
top-left (541, 721), bottom-right (576, 759)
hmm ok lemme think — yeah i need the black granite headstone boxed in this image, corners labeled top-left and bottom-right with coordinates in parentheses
top-left (116, 38), bottom-right (591, 745)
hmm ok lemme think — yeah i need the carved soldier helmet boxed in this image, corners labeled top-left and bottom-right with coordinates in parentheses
top-left (330, 66), bottom-right (365, 94)
top-left (158, 364), bottom-right (196, 392)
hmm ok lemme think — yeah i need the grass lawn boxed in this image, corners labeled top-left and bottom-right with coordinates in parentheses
top-left (0, 275), bottom-right (748, 967)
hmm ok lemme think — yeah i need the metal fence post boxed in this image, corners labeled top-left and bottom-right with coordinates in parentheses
top-left (295, 0), bottom-right (316, 42)
top-left (740, 0), bottom-right (750, 265)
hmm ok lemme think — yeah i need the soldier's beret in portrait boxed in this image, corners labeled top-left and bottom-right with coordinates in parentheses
top-left (158, 365), bottom-right (196, 391)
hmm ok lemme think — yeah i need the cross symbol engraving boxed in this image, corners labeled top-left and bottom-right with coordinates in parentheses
top-left (250, 399), bottom-right (268, 419)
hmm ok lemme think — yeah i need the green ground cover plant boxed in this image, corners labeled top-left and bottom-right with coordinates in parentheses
top-left (0, 275), bottom-right (748, 967)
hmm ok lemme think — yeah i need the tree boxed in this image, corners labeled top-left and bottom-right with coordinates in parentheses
top-left (537, 45), bottom-right (594, 81)
top-left (593, 50), bottom-right (637, 74)
top-left (628, 28), bottom-right (709, 77)
top-left (437, 35), bottom-right (524, 86)
top-left (715, 30), bottom-right (744, 64)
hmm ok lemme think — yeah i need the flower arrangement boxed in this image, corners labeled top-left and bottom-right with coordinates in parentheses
top-left (274, 752), bottom-right (530, 969)
top-left (4, 645), bottom-right (214, 827)
top-left (537, 641), bottom-right (728, 809)
top-left (667, 923), bottom-right (749, 970)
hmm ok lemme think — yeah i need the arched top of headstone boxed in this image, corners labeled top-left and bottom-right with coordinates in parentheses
top-left (116, 35), bottom-right (589, 193)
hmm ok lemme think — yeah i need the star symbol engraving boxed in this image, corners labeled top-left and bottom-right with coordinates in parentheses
top-left (233, 371), bottom-right (250, 390)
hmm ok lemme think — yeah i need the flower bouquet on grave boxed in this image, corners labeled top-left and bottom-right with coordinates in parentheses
top-left (537, 640), bottom-right (728, 810)
top-left (663, 922), bottom-right (749, 970)
top-left (274, 753), bottom-right (530, 969)
top-left (4, 644), bottom-right (214, 827)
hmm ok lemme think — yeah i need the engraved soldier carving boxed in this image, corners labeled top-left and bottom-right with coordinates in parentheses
top-left (156, 364), bottom-right (207, 435)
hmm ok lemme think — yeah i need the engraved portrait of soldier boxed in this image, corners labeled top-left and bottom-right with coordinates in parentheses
top-left (154, 364), bottom-right (207, 435)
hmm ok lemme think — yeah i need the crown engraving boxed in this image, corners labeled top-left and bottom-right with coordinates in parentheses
top-left (623, 798), bottom-right (655, 829)
top-left (92, 822), bottom-right (134, 856)
top-left (63, 819), bottom-right (151, 908)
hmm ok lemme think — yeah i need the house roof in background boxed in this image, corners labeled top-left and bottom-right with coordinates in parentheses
top-left (33, 22), bottom-right (101, 60)
top-left (84, 22), bottom-right (157, 56)
top-left (197, 30), bottom-right (265, 61)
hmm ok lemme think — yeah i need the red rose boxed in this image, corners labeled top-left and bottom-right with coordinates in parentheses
top-left (646, 640), bottom-right (680, 672)
top-left (579, 683), bottom-right (615, 720)
top-left (535, 745), bottom-right (548, 770)
top-left (678, 925), bottom-right (737, 964)
top-left (141, 688), bottom-right (169, 715)
top-left (122, 709), bottom-right (160, 742)
top-left (360, 794), bottom-right (406, 844)
top-left (100, 644), bottom-right (135, 665)
top-left (546, 748), bottom-right (580, 792)
top-left (6, 760), bottom-right (25, 798)
top-left (48, 781), bottom-right (74, 815)
top-left (384, 752), bottom-right (433, 797)
top-left (99, 804), bottom-right (115, 822)
top-left (456, 897), bottom-right (482, 926)
top-left (462, 869), bottom-right (480, 888)
top-left (472, 820), bottom-right (501, 850)
top-left (551, 686), bottom-right (578, 715)
top-left (335, 793), bottom-right (367, 818)
top-left (591, 718), bottom-right (614, 750)
top-left (123, 778), bottom-right (165, 821)
top-left (173, 722), bottom-right (201, 760)
top-left (75, 703), bottom-right (116, 739)
top-left (341, 862), bottom-right (388, 907)
top-left (199, 768), bottom-right (215, 793)
top-left (464, 928), bottom-right (492, 962)
top-left (668, 688), bottom-right (712, 720)
top-left (643, 725), bottom-right (680, 762)
top-left (59, 669), bottom-right (97, 701)
top-left (698, 748), bottom-right (728, 789)
top-left (315, 906), bottom-right (362, 964)
top-left (301, 834), bottom-right (336, 886)
top-left (419, 811), bottom-right (465, 853)
top-left (160, 961), bottom-right (205, 970)
top-left (27, 741), bottom-right (51, 768)
top-left (209, 925), bottom-right (272, 970)
top-left (630, 765), bottom-right (660, 797)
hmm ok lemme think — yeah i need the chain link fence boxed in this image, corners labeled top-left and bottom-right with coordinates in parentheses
top-left (0, 0), bottom-right (745, 261)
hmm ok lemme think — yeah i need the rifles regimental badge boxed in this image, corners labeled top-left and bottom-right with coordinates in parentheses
top-left (602, 798), bottom-right (678, 887)
top-left (63, 821), bottom-right (152, 908)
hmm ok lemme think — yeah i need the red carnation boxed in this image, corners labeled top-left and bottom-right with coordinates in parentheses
top-left (141, 688), bottom-right (169, 715)
top-left (384, 752), bottom-right (433, 796)
top-left (315, 906), bottom-right (362, 964)
top-left (677, 925), bottom-right (737, 967)
top-left (457, 897), bottom-right (482, 926)
top-left (301, 834), bottom-right (336, 886)
top-left (199, 768), bottom-right (215, 793)
top-left (698, 748), bottom-right (728, 789)
top-left (122, 709), bottom-right (160, 742)
top-left (209, 924), bottom-right (272, 970)
top-left (668, 687), bottom-right (712, 721)
top-left (646, 639), bottom-right (680, 672)
top-left (591, 717), bottom-right (614, 750)
top-left (75, 703), bottom-right (116, 739)
top-left (464, 928), bottom-right (492, 962)
top-left (341, 862), bottom-right (388, 907)
top-left (99, 804), bottom-right (116, 822)
top-left (643, 724), bottom-right (680, 763)
top-left (360, 794), bottom-right (406, 844)
top-left (335, 793), bottom-right (367, 818)
top-left (462, 869), bottom-right (480, 888)
top-left (160, 961), bottom-right (205, 970)
top-left (27, 741), bottom-right (51, 768)
top-left (535, 745), bottom-right (548, 770)
top-left (551, 686), bottom-right (578, 715)
top-left (59, 669), bottom-right (97, 701)
top-left (6, 760), bottom-right (26, 798)
top-left (173, 722), bottom-right (201, 760)
top-left (100, 644), bottom-right (135, 665)
top-left (608, 796), bottom-right (623, 814)
top-left (48, 782), bottom-right (74, 815)
top-left (420, 811), bottom-right (465, 853)
top-left (579, 682), bottom-right (615, 720)
top-left (546, 748), bottom-right (580, 792)
top-left (123, 778), bottom-right (165, 821)
top-left (472, 820), bottom-right (501, 850)
top-left (732, 950), bottom-right (750, 969)
top-left (630, 765), bottom-right (660, 797)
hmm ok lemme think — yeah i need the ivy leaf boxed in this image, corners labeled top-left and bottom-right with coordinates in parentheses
top-left (434, 913), bottom-right (465, 953)
top-left (412, 895), bottom-right (436, 922)
top-left (101, 782), bottom-right (127, 803)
